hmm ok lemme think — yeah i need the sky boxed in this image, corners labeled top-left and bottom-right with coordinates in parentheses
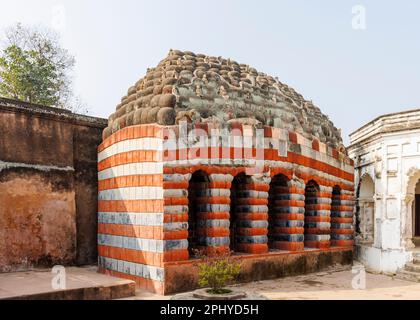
top-left (0, 0), bottom-right (419, 145)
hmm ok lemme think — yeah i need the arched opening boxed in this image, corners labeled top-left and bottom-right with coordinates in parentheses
top-left (402, 168), bottom-right (420, 249)
top-left (268, 174), bottom-right (290, 250)
top-left (357, 174), bottom-right (375, 244)
top-left (188, 170), bottom-right (210, 255)
top-left (230, 173), bottom-right (248, 252)
top-left (413, 180), bottom-right (420, 243)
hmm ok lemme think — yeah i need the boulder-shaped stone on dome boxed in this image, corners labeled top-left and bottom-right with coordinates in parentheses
top-left (104, 49), bottom-right (343, 148)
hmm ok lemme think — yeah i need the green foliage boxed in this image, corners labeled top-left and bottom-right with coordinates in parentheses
top-left (195, 250), bottom-right (241, 294)
top-left (0, 23), bottom-right (82, 111)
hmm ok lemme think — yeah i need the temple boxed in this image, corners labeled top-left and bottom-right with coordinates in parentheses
top-left (349, 109), bottom-right (420, 280)
top-left (97, 50), bottom-right (355, 294)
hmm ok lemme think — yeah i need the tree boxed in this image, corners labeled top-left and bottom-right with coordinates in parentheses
top-left (0, 23), bottom-right (85, 112)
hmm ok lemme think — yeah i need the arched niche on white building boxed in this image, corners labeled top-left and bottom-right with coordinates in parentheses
top-left (402, 167), bottom-right (420, 249)
top-left (357, 173), bottom-right (375, 244)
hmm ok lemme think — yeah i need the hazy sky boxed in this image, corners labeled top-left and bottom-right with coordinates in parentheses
top-left (0, 0), bottom-right (419, 144)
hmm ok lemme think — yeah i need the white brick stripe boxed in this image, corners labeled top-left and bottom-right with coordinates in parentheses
top-left (164, 205), bottom-right (188, 214)
top-left (98, 234), bottom-right (188, 253)
top-left (98, 187), bottom-right (163, 201)
top-left (98, 234), bottom-right (164, 252)
top-left (98, 212), bottom-right (163, 226)
top-left (98, 138), bottom-right (163, 162)
top-left (163, 189), bottom-right (187, 198)
top-left (98, 162), bottom-right (163, 180)
top-left (98, 212), bottom-right (186, 231)
top-left (99, 256), bottom-right (164, 282)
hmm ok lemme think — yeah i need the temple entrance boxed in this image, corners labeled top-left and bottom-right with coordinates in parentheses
top-left (357, 174), bottom-right (375, 244)
top-left (413, 181), bottom-right (420, 243)
top-left (416, 196), bottom-right (420, 237)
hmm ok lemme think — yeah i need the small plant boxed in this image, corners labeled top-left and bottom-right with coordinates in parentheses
top-left (194, 249), bottom-right (241, 295)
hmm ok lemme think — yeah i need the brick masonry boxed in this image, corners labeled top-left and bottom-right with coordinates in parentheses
top-left (97, 123), bottom-right (355, 294)
top-left (0, 98), bottom-right (107, 271)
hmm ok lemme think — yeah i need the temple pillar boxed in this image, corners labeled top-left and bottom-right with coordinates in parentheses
top-left (269, 177), bottom-right (305, 251)
top-left (331, 189), bottom-right (355, 247)
top-left (195, 173), bottom-right (232, 255)
top-left (163, 173), bottom-right (190, 261)
top-left (304, 184), bottom-right (332, 249)
top-left (234, 175), bottom-right (270, 254)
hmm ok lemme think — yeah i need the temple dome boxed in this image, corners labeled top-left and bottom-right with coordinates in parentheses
top-left (104, 49), bottom-right (343, 148)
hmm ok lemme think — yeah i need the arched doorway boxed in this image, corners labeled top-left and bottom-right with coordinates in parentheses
top-left (403, 168), bottom-right (420, 249)
top-left (413, 180), bottom-right (420, 244)
top-left (357, 174), bottom-right (375, 244)
top-left (188, 170), bottom-right (210, 255)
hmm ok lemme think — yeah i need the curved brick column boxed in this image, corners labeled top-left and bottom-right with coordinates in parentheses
top-left (194, 173), bottom-right (232, 255)
top-left (331, 189), bottom-right (355, 247)
top-left (97, 124), bottom-right (168, 294)
top-left (163, 173), bottom-right (190, 260)
top-left (304, 184), bottom-right (332, 249)
top-left (269, 178), bottom-right (305, 251)
top-left (233, 175), bottom-right (270, 254)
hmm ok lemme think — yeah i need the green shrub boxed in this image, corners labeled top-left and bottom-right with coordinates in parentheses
top-left (194, 250), bottom-right (241, 294)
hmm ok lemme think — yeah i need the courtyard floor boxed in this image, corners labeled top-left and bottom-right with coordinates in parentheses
top-left (130, 263), bottom-right (420, 300)
top-left (2, 264), bottom-right (420, 300)
top-left (0, 266), bottom-right (135, 300)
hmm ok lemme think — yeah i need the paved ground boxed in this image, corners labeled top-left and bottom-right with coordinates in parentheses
top-left (0, 266), bottom-right (135, 299)
top-left (2, 264), bottom-right (420, 300)
top-left (235, 269), bottom-right (420, 300)
top-left (128, 264), bottom-right (420, 300)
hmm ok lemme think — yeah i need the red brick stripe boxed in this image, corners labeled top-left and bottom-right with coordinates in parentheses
top-left (98, 124), bottom-right (163, 153)
top-left (98, 223), bottom-right (187, 240)
top-left (98, 245), bottom-right (164, 267)
top-left (98, 150), bottom-right (161, 171)
top-left (98, 200), bottom-right (164, 213)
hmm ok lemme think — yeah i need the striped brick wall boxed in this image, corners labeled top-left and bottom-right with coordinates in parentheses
top-left (331, 189), bottom-right (355, 247)
top-left (97, 124), bottom-right (166, 293)
top-left (233, 175), bottom-right (270, 254)
top-left (269, 177), bottom-right (305, 251)
top-left (162, 173), bottom-right (190, 261)
top-left (304, 184), bottom-right (332, 249)
top-left (98, 123), bottom-right (355, 294)
top-left (192, 173), bottom-right (233, 255)
top-left (162, 124), bottom-right (354, 188)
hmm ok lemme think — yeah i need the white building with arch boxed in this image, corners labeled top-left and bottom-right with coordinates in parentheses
top-left (349, 109), bottom-right (420, 274)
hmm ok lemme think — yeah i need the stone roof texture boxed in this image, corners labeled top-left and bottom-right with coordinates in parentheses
top-left (104, 49), bottom-right (343, 148)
